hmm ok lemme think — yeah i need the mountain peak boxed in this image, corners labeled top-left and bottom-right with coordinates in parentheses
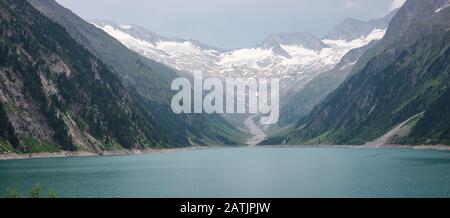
top-left (90, 20), bottom-right (226, 52)
top-left (90, 20), bottom-right (164, 45)
top-left (257, 32), bottom-right (327, 51)
top-left (323, 9), bottom-right (398, 41)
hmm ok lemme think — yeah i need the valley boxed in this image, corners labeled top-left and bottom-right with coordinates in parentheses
top-left (91, 11), bottom-right (394, 142)
top-left (244, 115), bottom-right (267, 146)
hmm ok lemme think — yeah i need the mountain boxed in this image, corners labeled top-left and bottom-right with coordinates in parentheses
top-left (0, 0), bottom-right (190, 153)
top-left (323, 9), bottom-right (398, 41)
top-left (278, 40), bottom-right (379, 127)
top-left (274, 10), bottom-right (398, 127)
top-left (256, 32), bottom-right (328, 57)
top-left (91, 19), bottom-right (385, 83)
top-left (90, 10), bottom-right (395, 144)
top-left (257, 32), bottom-right (328, 51)
top-left (91, 14), bottom-right (391, 138)
top-left (28, 0), bottom-right (247, 147)
top-left (91, 20), bottom-right (226, 53)
top-left (269, 0), bottom-right (450, 145)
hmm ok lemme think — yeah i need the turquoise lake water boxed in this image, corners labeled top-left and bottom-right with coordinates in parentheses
top-left (1, 147), bottom-right (450, 197)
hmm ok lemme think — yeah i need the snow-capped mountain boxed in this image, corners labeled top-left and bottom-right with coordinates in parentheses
top-left (323, 9), bottom-right (398, 42)
top-left (89, 10), bottom-right (397, 143)
top-left (91, 11), bottom-right (392, 85)
top-left (255, 32), bottom-right (328, 58)
top-left (90, 11), bottom-right (398, 139)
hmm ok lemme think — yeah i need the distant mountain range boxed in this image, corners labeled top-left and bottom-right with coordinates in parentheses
top-left (90, 15), bottom-right (389, 85)
top-left (90, 10), bottom-right (396, 134)
top-left (324, 10), bottom-right (397, 41)
top-left (266, 0), bottom-right (450, 146)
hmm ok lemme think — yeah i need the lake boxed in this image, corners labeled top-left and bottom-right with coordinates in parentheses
top-left (1, 147), bottom-right (450, 197)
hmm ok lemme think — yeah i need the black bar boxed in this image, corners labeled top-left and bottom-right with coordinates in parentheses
top-left (0, 198), bottom-right (447, 217)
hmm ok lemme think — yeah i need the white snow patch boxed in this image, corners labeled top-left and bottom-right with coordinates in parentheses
top-left (218, 48), bottom-right (274, 65)
top-left (156, 41), bottom-right (196, 52)
top-left (118, 24), bottom-right (132, 29)
top-left (100, 25), bottom-right (157, 50)
top-left (323, 29), bottom-right (386, 49)
top-left (436, 1), bottom-right (450, 13)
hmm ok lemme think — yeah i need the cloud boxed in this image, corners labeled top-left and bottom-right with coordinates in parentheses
top-left (390, 0), bottom-right (406, 10)
top-left (344, 0), bottom-right (358, 9)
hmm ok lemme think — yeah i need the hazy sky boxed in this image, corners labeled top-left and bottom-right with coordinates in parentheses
top-left (56, 0), bottom-right (405, 49)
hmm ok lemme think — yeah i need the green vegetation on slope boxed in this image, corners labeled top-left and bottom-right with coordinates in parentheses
top-left (0, 0), bottom-right (185, 152)
top-left (278, 42), bottom-right (378, 127)
top-left (28, 0), bottom-right (245, 146)
top-left (268, 0), bottom-right (450, 146)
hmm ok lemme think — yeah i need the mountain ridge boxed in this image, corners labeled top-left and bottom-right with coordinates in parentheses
top-left (91, 11), bottom-right (392, 95)
top-left (323, 9), bottom-right (399, 41)
top-left (267, 0), bottom-right (450, 146)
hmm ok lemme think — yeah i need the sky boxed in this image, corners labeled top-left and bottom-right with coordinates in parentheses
top-left (56, 0), bottom-right (405, 49)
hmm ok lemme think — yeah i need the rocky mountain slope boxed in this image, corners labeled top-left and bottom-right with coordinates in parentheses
top-left (324, 9), bottom-right (398, 41)
top-left (0, 0), bottom-right (247, 154)
top-left (276, 10), bottom-right (399, 127)
top-left (0, 0), bottom-right (183, 153)
top-left (28, 0), bottom-right (247, 147)
top-left (278, 41), bottom-right (379, 126)
top-left (268, 0), bottom-right (450, 145)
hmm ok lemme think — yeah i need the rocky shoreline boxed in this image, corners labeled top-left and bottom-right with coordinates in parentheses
top-left (263, 144), bottom-right (450, 151)
top-left (1, 144), bottom-right (449, 161)
top-left (0, 147), bottom-right (202, 160)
